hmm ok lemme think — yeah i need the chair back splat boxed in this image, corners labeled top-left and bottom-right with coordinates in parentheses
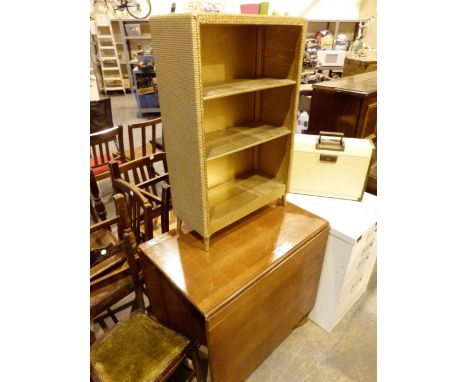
top-left (90, 125), bottom-right (126, 181)
top-left (109, 153), bottom-right (171, 238)
top-left (90, 195), bottom-right (144, 327)
top-left (128, 118), bottom-right (164, 160)
top-left (112, 178), bottom-right (155, 245)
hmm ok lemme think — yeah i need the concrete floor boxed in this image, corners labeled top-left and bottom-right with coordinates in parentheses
top-left (93, 92), bottom-right (377, 382)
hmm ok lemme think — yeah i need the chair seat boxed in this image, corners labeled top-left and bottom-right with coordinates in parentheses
top-left (91, 156), bottom-right (122, 177)
top-left (91, 312), bottom-right (190, 382)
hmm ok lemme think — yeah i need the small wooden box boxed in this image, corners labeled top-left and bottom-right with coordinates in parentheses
top-left (287, 192), bottom-right (377, 332)
top-left (289, 133), bottom-right (373, 200)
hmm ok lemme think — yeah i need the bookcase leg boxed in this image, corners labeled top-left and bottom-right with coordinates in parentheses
top-left (203, 237), bottom-right (210, 252)
top-left (177, 217), bottom-right (182, 231)
top-left (280, 195), bottom-right (287, 206)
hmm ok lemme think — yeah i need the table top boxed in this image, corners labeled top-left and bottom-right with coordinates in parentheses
top-left (312, 71), bottom-right (377, 95)
top-left (139, 203), bottom-right (328, 318)
top-left (287, 192), bottom-right (377, 244)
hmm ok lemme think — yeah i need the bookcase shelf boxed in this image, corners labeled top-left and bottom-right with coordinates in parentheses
top-left (151, 14), bottom-right (306, 250)
top-left (203, 78), bottom-right (296, 101)
top-left (205, 123), bottom-right (290, 161)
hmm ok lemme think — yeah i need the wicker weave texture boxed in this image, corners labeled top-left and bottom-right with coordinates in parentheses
top-left (196, 13), bottom-right (306, 26)
top-left (150, 14), bottom-right (306, 240)
top-left (150, 15), bottom-right (209, 237)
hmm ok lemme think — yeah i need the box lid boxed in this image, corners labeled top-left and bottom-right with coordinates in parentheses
top-left (287, 192), bottom-right (377, 244)
top-left (294, 133), bottom-right (373, 158)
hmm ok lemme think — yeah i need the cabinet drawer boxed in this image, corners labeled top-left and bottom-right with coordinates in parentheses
top-left (335, 266), bottom-right (371, 321)
top-left (343, 235), bottom-right (376, 285)
top-left (352, 222), bottom-right (376, 256)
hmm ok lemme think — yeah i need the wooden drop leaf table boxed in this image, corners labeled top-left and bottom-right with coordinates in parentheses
top-left (138, 203), bottom-right (329, 382)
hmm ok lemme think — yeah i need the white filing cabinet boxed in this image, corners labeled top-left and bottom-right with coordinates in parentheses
top-left (288, 192), bottom-right (377, 332)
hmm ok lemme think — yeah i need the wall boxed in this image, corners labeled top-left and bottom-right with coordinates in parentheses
top-left (150, 0), bottom-right (363, 19)
top-left (91, 0), bottom-right (375, 44)
top-left (359, 0), bottom-right (377, 49)
top-left (90, 0), bottom-right (367, 19)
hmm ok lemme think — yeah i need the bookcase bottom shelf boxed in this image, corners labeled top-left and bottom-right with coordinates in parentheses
top-left (208, 172), bottom-right (286, 234)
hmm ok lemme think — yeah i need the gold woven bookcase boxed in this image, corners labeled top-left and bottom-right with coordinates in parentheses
top-left (150, 14), bottom-right (306, 250)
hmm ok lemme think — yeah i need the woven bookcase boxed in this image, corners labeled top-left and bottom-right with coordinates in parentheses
top-left (150, 14), bottom-right (306, 250)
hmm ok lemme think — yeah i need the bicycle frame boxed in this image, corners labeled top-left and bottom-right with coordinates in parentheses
top-left (107, 0), bottom-right (139, 12)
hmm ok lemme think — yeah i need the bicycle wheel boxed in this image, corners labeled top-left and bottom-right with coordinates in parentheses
top-left (126, 0), bottom-right (151, 19)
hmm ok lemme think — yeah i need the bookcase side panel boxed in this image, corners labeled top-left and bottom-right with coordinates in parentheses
top-left (150, 15), bottom-right (208, 236)
top-left (287, 22), bottom-right (307, 192)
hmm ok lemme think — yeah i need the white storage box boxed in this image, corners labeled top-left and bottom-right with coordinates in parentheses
top-left (287, 192), bottom-right (377, 332)
top-left (290, 132), bottom-right (373, 201)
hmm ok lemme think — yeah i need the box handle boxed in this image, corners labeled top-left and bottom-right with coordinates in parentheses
top-left (320, 154), bottom-right (338, 163)
top-left (316, 131), bottom-right (345, 152)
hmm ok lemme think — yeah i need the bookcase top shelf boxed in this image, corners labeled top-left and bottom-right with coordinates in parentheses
top-left (205, 124), bottom-right (291, 161)
top-left (203, 78), bottom-right (296, 100)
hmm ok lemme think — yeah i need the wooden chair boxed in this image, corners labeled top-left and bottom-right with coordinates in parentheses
top-left (127, 118), bottom-right (164, 160)
top-left (90, 169), bottom-right (107, 223)
top-left (90, 124), bottom-right (126, 181)
top-left (90, 194), bottom-right (144, 328)
top-left (90, 98), bottom-right (113, 134)
top-left (91, 240), bottom-right (205, 382)
top-left (111, 177), bottom-right (170, 244)
top-left (109, 153), bottom-right (171, 236)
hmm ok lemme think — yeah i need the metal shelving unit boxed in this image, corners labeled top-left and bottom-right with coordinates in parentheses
top-left (306, 19), bottom-right (364, 50)
top-left (118, 19), bottom-right (160, 117)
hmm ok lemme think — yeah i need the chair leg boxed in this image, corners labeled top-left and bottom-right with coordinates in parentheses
top-left (191, 345), bottom-right (205, 382)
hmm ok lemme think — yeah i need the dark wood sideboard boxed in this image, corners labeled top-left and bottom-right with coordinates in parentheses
top-left (307, 71), bottom-right (377, 138)
top-left (138, 203), bottom-right (329, 382)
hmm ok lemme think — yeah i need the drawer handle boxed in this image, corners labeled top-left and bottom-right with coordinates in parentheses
top-left (358, 255), bottom-right (370, 270)
top-left (351, 276), bottom-right (363, 292)
top-left (366, 230), bottom-right (377, 242)
top-left (320, 154), bottom-right (338, 163)
top-left (362, 242), bottom-right (373, 256)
